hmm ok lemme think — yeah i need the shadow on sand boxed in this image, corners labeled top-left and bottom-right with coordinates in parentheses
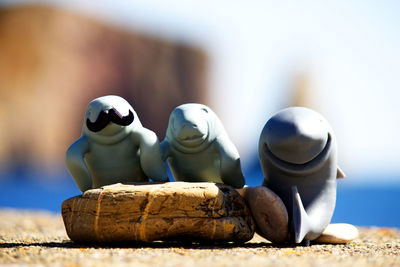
top-left (0, 240), bottom-right (300, 249)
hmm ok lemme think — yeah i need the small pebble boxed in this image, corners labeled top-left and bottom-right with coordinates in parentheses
top-left (315, 223), bottom-right (359, 244)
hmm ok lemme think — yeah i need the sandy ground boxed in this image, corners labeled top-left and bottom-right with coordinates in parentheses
top-left (0, 209), bottom-right (399, 267)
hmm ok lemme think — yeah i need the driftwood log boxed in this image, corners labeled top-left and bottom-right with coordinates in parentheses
top-left (61, 182), bottom-right (255, 243)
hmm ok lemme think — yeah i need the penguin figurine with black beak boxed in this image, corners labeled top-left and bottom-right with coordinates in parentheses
top-left (257, 107), bottom-right (345, 244)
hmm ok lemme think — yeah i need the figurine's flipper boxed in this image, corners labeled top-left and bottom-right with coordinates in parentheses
top-left (136, 129), bottom-right (169, 182)
top-left (292, 186), bottom-right (311, 243)
top-left (65, 137), bottom-right (92, 192)
top-left (216, 136), bottom-right (245, 188)
top-left (336, 166), bottom-right (345, 179)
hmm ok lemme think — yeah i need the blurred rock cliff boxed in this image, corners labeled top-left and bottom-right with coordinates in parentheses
top-left (0, 5), bottom-right (207, 171)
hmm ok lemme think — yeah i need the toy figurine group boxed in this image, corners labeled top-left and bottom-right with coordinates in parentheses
top-left (66, 95), bottom-right (346, 245)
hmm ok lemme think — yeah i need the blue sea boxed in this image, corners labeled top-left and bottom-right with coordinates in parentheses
top-left (0, 166), bottom-right (399, 228)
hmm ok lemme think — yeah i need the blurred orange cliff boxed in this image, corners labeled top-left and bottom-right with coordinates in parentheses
top-left (0, 4), bottom-right (208, 172)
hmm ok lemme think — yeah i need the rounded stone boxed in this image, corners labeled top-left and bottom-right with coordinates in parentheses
top-left (314, 223), bottom-right (359, 244)
top-left (240, 186), bottom-right (289, 243)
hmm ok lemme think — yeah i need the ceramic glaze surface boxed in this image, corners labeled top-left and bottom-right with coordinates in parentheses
top-left (66, 95), bottom-right (168, 192)
top-left (162, 103), bottom-right (245, 188)
top-left (259, 107), bottom-right (344, 243)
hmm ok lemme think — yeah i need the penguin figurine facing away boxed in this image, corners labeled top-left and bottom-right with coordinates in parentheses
top-left (256, 107), bottom-right (345, 244)
top-left (66, 95), bottom-right (168, 192)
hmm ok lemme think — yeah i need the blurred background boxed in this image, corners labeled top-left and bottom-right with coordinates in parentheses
top-left (0, 0), bottom-right (399, 227)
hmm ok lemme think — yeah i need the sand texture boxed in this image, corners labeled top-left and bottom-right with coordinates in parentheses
top-left (0, 209), bottom-right (399, 267)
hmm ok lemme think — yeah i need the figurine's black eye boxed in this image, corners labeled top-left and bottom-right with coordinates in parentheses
top-left (202, 108), bottom-right (209, 113)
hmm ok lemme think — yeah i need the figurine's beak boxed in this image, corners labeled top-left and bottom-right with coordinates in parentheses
top-left (292, 186), bottom-right (311, 243)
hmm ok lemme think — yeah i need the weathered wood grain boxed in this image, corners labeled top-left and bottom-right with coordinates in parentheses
top-left (62, 182), bottom-right (255, 243)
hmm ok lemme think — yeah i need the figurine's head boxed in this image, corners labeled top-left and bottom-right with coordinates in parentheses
top-left (166, 103), bottom-right (223, 153)
top-left (82, 95), bottom-right (141, 143)
top-left (259, 107), bottom-right (335, 175)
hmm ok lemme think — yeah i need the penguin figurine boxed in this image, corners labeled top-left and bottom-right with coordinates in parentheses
top-left (66, 95), bottom-right (168, 192)
top-left (257, 107), bottom-right (345, 244)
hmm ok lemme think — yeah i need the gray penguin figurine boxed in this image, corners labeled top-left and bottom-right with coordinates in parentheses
top-left (258, 107), bottom-right (345, 244)
top-left (161, 103), bottom-right (245, 188)
top-left (66, 95), bottom-right (168, 192)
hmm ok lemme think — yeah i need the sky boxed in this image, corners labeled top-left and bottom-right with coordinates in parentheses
top-left (2, 0), bottom-right (400, 183)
